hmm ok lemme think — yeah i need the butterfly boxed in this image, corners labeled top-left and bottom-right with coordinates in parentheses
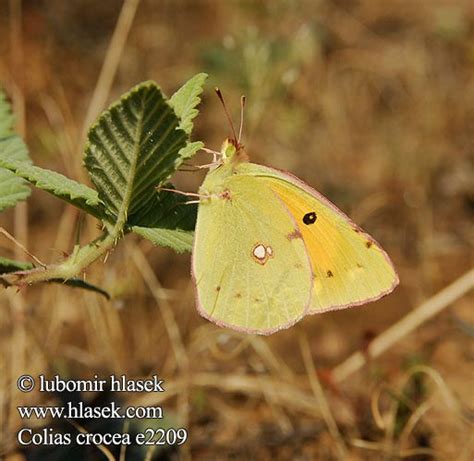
top-left (192, 92), bottom-right (399, 335)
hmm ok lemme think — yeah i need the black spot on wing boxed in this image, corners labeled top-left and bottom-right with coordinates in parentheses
top-left (326, 270), bottom-right (334, 278)
top-left (366, 241), bottom-right (373, 248)
top-left (303, 212), bottom-right (317, 225)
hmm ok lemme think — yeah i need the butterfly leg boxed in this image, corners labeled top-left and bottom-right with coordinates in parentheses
top-left (156, 187), bottom-right (213, 202)
top-left (194, 162), bottom-right (219, 170)
top-left (178, 162), bottom-right (200, 172)
top-left (201, 147), bottom-right (224, 164)
top-left (157, 187), bottom-right (203, 197)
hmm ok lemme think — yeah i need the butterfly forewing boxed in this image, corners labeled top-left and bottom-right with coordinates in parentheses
top-left (237, 163), bottom-right (399, 313)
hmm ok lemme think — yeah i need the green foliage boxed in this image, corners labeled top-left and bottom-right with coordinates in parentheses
top-left (1, 74), bottom-right (206, 247)
top-left (0, 74), bottom-right (207, 291)
top-left (169, 73), bottom-right (208, 134)
top-left (0, 167), bottom-right (31, 212)
top-left (0, 160), bottom-right (105, 219)
top-left (0, 256), bottom-right (109, 298)
top-left (0, 91), bottom-right (32, 212)
top-left (83, 76), bottom-right (206, 235)
top-left (0, 256), bottom-right (34, 274)
top-left (130, 187), bottom-right (198, 253)
top-left (84, 82), bottom-right (182, 228)
top-left (132, 227), bottom-right (195, 254)
top-left (48, 277), bottom-right (111, 299)
top-left (175, 140), bottom-right (204, 163)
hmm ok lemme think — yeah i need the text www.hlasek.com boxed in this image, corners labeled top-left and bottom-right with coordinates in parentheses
top-left (18, 401), bottom-right (163, 420)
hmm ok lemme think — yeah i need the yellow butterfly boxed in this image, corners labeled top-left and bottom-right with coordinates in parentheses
top-left (192, 94), bottom-right (398, 335)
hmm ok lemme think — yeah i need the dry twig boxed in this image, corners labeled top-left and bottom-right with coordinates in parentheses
top-left (0, 227), bottom-right (46, 268)
top-left (79, 0), bottom-right (140, 148)
top-left (332, 269), bottom-right (474, 382)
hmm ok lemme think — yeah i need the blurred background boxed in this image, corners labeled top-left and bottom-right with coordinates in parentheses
top-left (0, 0), bottom-right (473, 459)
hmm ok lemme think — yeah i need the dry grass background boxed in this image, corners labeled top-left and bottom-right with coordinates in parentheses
top-left (0, 0), bottom-right (473, 459)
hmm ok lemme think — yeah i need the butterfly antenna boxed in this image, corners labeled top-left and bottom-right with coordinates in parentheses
top-left (238, 95), bottom-right (246, 144)
top-left (215, 87), bottom-right (238, 145)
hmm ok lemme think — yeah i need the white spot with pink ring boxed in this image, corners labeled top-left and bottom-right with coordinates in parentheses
top-left (252, 244), bottom-right (274, 265)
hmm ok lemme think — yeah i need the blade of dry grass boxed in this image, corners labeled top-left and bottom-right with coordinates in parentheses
top-left (6, 0), bottom-right (29, 445)
top-left (144, 444), bottom-right (158, 461)
top-left (332, 269), bottom-right (474, 383)
top-left (9, 0), bottom-right (25, 135)
top-left (119, 419), bottom-right (130, 461)
top-left (249, 336), bottom-right (295, 381)
top-left (68, 420), bottom-right (116, 461)
top-left (0, 227), bottom-right (45, 267)
top-left (131, 247), bottom-right (188, 369)
top-left (79, 0), bottom-right (140, 150)
top-left (299, 333), bottom-right (348, 459)
top-left (349, 438), bottom-right (442, 460)
top-left (404, 365), bottom-right (466, 421)
top-left (398, 399), bottom-right (433, 448)
top-left (135, 372), bottom-right (332, 422)
top-left (9, 0), bottom-right (28, 261)
top-left (131, 246), bottom-right (191, 460)
top-left (256, 373), bottom-right (294, 434)
top-left (208, 335), bottom-right (252, 361)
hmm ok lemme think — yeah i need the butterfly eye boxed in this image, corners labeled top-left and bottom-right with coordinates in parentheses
top-left (303, 212), bottom-right (317, 225)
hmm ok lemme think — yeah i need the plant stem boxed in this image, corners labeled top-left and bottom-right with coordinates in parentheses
top-left (0, 231), bottom-right (116, 287)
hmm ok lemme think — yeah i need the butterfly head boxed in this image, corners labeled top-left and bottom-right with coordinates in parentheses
top-left (220, 137), bottom-right (248, 165)
top-left (214, 88), bottom-right (248, 166)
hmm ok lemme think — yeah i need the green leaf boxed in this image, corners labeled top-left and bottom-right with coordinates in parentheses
top-left (49, 278), bottom-right (110, 299)
top-left (130, 188), bottom-right (197, 253)
top-left (0, 168), bottom-right (31, 212)
top-left (169, 73), bottom-right (208, 134)
top-left (0, 256), bottom-right (33, 274)
top-left (0, 159), bottom-right (106, 219)
top-left (177, 141), bottom-right (204, 161)
top-left (84, 81), bottom-right (194, 232)
top-left (128, 186), bottom-right (195, 227)
top-left (132, 227), bottom-right (194, 253)
top-left (0, 135), bottom-right (29, 163)
top-left (0, 96), bottom-right (32, 212)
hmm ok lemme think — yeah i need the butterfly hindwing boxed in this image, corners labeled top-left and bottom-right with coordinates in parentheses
top-left (192, 172), bottom-right (313, 334)
top-left (236, 163), bottom-right (399, 313)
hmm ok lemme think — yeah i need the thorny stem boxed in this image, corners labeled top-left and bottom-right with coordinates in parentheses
top-left (0, 231), bottom-right (117, 288)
